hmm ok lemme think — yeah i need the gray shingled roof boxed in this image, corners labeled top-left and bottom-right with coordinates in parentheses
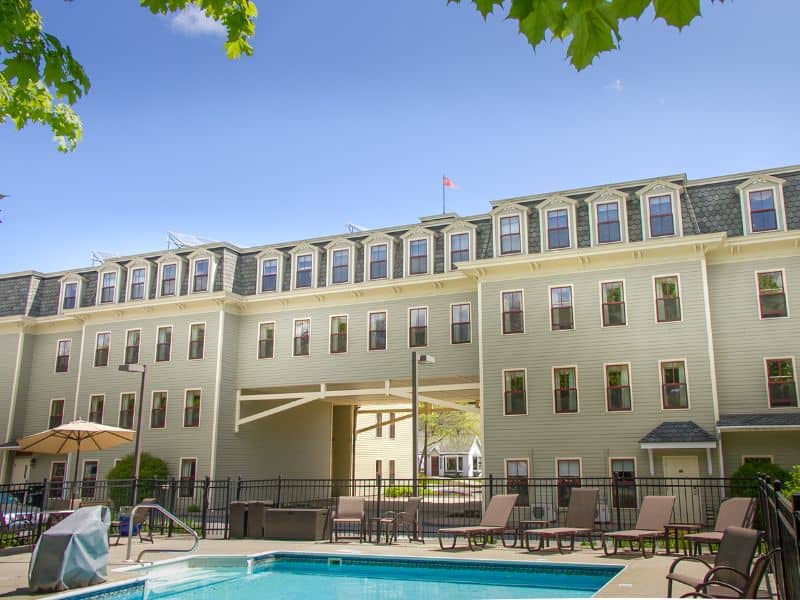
top-left (639, 421), bottom-right (716, 444)
top-left (718, 413), bottom-right (800, 428)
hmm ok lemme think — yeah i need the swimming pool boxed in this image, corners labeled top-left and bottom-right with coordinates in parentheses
top-left (58, 553), bottom-right (623, 599)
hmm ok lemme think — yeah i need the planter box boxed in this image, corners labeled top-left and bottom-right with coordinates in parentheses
top-left (263, 508), bottom-right (328, 541)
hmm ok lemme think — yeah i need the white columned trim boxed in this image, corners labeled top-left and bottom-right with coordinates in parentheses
top-left (477, 280), bottom-right (486, 474)
top-left (391, 390), bottom-right (479, 414)
top-left (208, 309), bottom-right (225, 481)
top-left (234, 389), bottom-right (241, 433)
top-left (700, 256), bottom-right (720, 423)
top-left (67, 318), bottom-right (87, 483)
top-left (705, 448), bottom-right (713, 475)
top-left (237, 394), bottom-right (322, 427)
top-left (0, 329), bottom-right (25, 483)
top-left (717, 441), bottom-right (727, 498)
top-left (648, 449), bottom-right (655, 476)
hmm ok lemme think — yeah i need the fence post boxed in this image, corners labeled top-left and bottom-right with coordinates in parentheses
top-left (792, 493), bottom-right (800, 542)
top-left (236, 476), bottom-right (242, 501)
top-left (35, 478), bottom-right (50, 543)
top-left (376, 474), bottom-right (381, 518)
top-left (276, 475), bottom-right (282, 508)
top-left (224, 477), bottom-right (232, 539)
top-left (201, 476), bottom-right (210, 539)
top-left (613, 474), bottom-right (622, 530)
top-left (488, 474), bottom-right (494, 500)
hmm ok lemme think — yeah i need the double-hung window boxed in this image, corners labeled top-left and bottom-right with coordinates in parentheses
top-left (450, 303), bottom-right (470, 344)
top-left (502, 291), bottom-right (524, 334)
top-left (188, 323), bottom-right (205, 360)
top-left (184, 390), bottom-right (201, 427)
top-left (648, 195), bottom-right (674, 237)
top-left (757, 271), bottom-right (787, 318)
top-left (610, 459), bottom-right (637, 508)
top-left (503, 370), bottom-right (526, 415)
top-left (161, 263), bottom-right (177, 296)
top-left (550, 286), bottom-right (574, 330)
top-left (193, 259), bottom-right (209, 292)
top-left (89, 395), bottom-right (104, 424)
top-left (50, 462), bottom-right (66, 498)
top-left (331, 250), bottom-right (349, 284)
top-left (369, 244), bottom-right (388, 280)
top-left (55, 340), bottom-right (71, 373)
top-left (505, 460), bottom-right (529, 505)
top-left (293, 319), bottom-right (310, 356)
top-left (129, 267), bottom-right (146, 300)
top-left (94, 332), bottom-right (110, 367)
top-left (556, 459), bottom-right (581, 508)
top-left (601, 281), bottom-right (626, 326)
top-left (295, 254), bottom-right (313, 288)
top-left (450, 233), bottom-right (469, 268)
top-left (119, 393), bottom-right (135, 429)
top-left (369, 312), bottom-right (387, 351)
top-left (661, 361), bottom-right (688, 409)
top-left (258, 322), bottom-right (275, 359)
top-left (409, 239), bottom-right (428, 275)
top-left (499, 215), bottom-right (521, 255)
top-left (766, 359), bottom-right (797, 408)
top-left (125, 329), bottom-right (140, 365)
top-left (179, 459), bottom-right (197, 497)
top-left (81, 461), bottom-right (99, 499)
top-left (156, 326), bottom-right (172, 362)
top-left (375, 412), bottom-right (383, 438)
top-left (151, 392), bottom-right (167, 428)
top-left (49, 399), bottom-right (64, 428)
top-left (389, 413), bottom-right (396, 439)
top-left (62, 282), bottom-right (78, 310)
top-left (655, 276), bottom-right (681, 322)
top-left (749, 190), bottom-right (778, 232)
top-left (554, 367), bottom-right (578, 413)
top-left (606, 364), bottom-right (631, 411)
top-left (100, 272), bottom-right (116, 304)
top-left (547, 209), bottom-right (570, 249)
top-left (597, 202), bottom-right (621, 243)
top-left (330, 316), bottom-right (348, 353)
top-left (261, 258), bottom-right (278, 292)
top-left (409, 307), bottom-right (427, 347)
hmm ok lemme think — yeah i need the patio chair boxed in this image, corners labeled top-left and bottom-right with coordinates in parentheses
top-left (110, 498), bottom-right (155, 546)
top-left (330, 496), bottom-right (366, 542)
top-left (524, 487), bottom-right (599, 553)
top-left (680, 548), bottom-right (781, 599)
top-left (601, 495), bottom-right (675, 558)
top-left (666, 526), bottom-right (762, 597)
top-left (438, 494), bottom-right (518, 551)
top-left (381, 496), bottom-right (424, 543)
top-left (683, 497), bottom-right (755, 555)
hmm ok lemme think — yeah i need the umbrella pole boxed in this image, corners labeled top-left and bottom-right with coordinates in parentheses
top-left (71, 439), bottom-right (81, 503)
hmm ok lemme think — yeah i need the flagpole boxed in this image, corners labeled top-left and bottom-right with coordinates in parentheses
top-left (442, 174), bottom-right (446, 215)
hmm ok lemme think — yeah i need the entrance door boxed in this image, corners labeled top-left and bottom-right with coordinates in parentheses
top-left (430, 456), bottom-right (440, 476)
top-left (10, 455), bottom-right (32, 484)
top-left (663, 455), bottom-right (704, 524)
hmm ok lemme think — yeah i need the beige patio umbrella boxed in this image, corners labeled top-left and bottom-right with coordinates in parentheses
top-left (17, 419), bottom-right (134, 487)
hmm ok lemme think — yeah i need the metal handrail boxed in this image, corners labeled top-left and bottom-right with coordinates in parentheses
top-left (125, 502), bottom-right (199, 562)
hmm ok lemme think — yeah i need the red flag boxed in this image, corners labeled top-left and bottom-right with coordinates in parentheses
top-left (442, 176), bottom-right (457, 189)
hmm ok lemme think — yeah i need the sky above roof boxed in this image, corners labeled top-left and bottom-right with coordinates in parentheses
top-left (1, 1), bottom-right (798, 274)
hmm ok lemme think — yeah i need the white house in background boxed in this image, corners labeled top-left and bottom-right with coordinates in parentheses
top-left (420, 435), bottom-right (482, 478)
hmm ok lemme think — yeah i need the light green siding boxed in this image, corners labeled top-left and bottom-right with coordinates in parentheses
top-left (721, 431), bottom-right (798, 473)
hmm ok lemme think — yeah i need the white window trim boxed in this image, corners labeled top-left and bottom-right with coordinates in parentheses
top-left (449, 301), bottom-right (472, 345)
top-left (183, 388), bottom-right (202, 428)
top-left (326, 241), bottom-right (356, 286)
top-left (367, 310), bottom-right (388, 352)
top-left (290, 245), bottom-right (318, 291)
top-left (500, 289), bottom-right (525, 335)
top-left (328, 314), bottom-right (349, 355)
top-left (93, 331), bottom-right (111, 368)
top-left (150, 390), bottom-right (168, 429)
top-left (548, 283), bottom-right (575, 332)
top-left (659, 357), bottom-right (690, 411)
top-left (555, 457), bottom-right (583, 478)
top-left (118, 391), bottom-right (136, 429)
top-left (187, 322), bottom-right (206, 360)
top-left (292, 317), bottom-right (312, 357)
top-left (502, 367), bottom-right (528, 416)
top-left (608, 456), bottom-right (637, 478)
top-left (754, 268), bottom-right (790, 320)
top-left (188, 251), bottom-right (216, 295)
top-left (552, 365), bottom-right (579, 415)
top-left (157, 255), bottom-right (183, 298)
top-left (81, 459), bottom-right (100, 481)
top-left (59, 277), bottom-right (81, 313)
top-left (763, 356), bottom-right (798, 410)
top-left (603, 361), bottom-right (634, 413)
top-left (538, 195), bottom-right (578, 252)
top-left (741, 455), bottom-right (774, 465)
top-left (362, 233), bottom-right (395, 282)
top-left (87, 393), bottom-right (105, 424)
top-left (257, 249), bottom-right (284, 294)
top-left (586, 188), bottom-right (629, 246)
top-left (637, 180), bottom-right (683, 240)
top-left (407, 305), bottom-right (429, 349)
top-left (492, 203), bottom-right (529, 257)
top-left (50, 460), bottom-right (66, 480)
top-left (178, 457), bottom-right (198, 482)
top-left (124, 328), bottom-right (141, 365)
top-left (154, 324), bottom-right (173, 363)
top-left (652, 273), bottom-right (683, 325)
top-left (54, 338), bottom-right (72, 374)
top-left (125, 261), bottom-right (151, 302)
top-left (96, 267), bottom-right (120, 305)
top-left (49, 398), bottom-right (65, 425)
top-left (736, 174), bottom-right (787, 236)
top-left (598, 279), bottom-right (628, 328)
top-left (504, 457), bottom-right (530, 478)
top-left (443, 221), bottom-right (477, 271)
top-left (402, 227), bottom-right (434, 277)
top-left (257, 320), bottom-right (276, 360)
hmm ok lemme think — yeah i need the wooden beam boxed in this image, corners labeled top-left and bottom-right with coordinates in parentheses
top-left (237, 394), bottom-right (321, 427)
top-left (355, 413), bottom-right (412, 435)
top-left (391, 391), bottom-right (479, 414)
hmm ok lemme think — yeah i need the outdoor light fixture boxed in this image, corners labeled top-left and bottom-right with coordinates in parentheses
top-left (118, 363), bottom-right (147, 504)
top-left (411, 351), bottom-right (435, 496)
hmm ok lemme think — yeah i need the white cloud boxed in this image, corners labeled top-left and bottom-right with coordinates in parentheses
top-left (171, 5), bottom-right (226, 37)
top-left (606, 79), bottom-right (624, 93)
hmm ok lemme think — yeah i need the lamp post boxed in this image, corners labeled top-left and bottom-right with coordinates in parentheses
top-left (118, 364), bottom-right (146, 504)
top-left (411, 352), bottom-right (435, 496)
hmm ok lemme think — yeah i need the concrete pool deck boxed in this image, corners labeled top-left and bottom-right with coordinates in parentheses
top-left (0, 536), bottom-right (711, 599)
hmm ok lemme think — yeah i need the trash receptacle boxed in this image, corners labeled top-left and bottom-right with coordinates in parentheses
top-left (229, 501), bottom-right (248, 539)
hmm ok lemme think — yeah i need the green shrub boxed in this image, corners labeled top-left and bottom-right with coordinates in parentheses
top-left (107, 453), bottom-right (170, 508)
top-left (782, 465), bottom-right (800, 499)
top-left (186, 504), bottom-right (201, 513)
top-left (384, 486), bottom-right (413, 498)
top-left (729, 462), bottom-right (791, 498)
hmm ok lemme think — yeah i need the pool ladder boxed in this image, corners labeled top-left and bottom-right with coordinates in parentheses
top-left (125, 503), bottom-right (200, 563)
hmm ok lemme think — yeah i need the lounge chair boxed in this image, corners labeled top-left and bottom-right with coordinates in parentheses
top-left (683, 548), bottom-right (781, 599)
top-left (381, 496), bottom-right (424, 543)
top-left (602, 495), bottom-right (675, 558)
top-left (524, 487), bottom-right (599, 553)
top-left (683, 497), bottom-right (755, 555)
top-left (666, 526), bottom-right (762, 597)
top-left (438, 494), bottom-right (518, 551)
top-left (110, 498), bottom-right (155, 546)
top-left (330, 496), bottom-right (366, 542)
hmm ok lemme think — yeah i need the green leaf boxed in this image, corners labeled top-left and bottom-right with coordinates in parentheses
top-left (471, 0), bottom-right (504, 18)
top-left (653, 0), bottom-right (701, 29)
top-left (611, 0), bottom-right (650, 20)
top-left (565, 8), bottom-right (618, 69)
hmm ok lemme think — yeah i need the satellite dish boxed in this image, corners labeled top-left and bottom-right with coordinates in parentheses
top-left (167, 231), bottom-right (215, 249)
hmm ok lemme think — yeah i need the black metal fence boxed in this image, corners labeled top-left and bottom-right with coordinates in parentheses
top-left (757, 476), bottom-right (800, 600)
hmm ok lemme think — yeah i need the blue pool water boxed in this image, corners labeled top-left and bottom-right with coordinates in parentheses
top-left (72, 554), bottom-right (622, 600)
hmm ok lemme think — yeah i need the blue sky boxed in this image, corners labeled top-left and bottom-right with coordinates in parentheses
top-left (1, 1), bottom-right (799, 274)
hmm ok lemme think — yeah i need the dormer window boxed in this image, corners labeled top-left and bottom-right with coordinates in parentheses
top-left (499, 215), bottom-right (521, 254)
top-left (160, 263), bottom-right (177, 296)
top-left (99, 272), bottom-right (117, 304)
top-left (443, 221), bottom-right (476, 271)
top-left (736, 175), bottom-right (787, 236)
top-left (648, 195), bottom-right (674, 237)
top-left (261, 258), bottom-right (279, 292)
top-left (546, 209), bottom-right (570, 249)
top-left (192, 258), bottom-right (209, 292)
top-left (586, 189), bottom-right (628, 246)
top-left (409, 239), bottom-right (428, 275)
top-left (129, 267), bottom-right (146, 300)
top-left (369, 244), bottom-right (388, 280)
top-left (597, 203), bottom-right (621, 243)
top-left (450, 233), bottom-right (469, 265)
top-left (296, 254), bottom-right (313, 288)
top-left (62, 281), bottom-right (78, 310)
top-left (538, 195), bottom-right (577, 251)
top-left (326, 241), bottom-right (355, 286)
top-left (748, 190), bottom-right (777, 232)
top-left (637, 181), bottom-right (682, 240)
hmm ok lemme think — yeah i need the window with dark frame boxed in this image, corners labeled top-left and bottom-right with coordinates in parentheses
top-left (451, 303), bottom-right (471, 344)
top-left (81, 460), bottom-right (99, 499)
top-left (606, 364), bottom-right (631, 411)
top-left (100, 272), bottom-right (116, 304)
top-left (757, 271), bottom-right (787, 318)
top-left (409, 239), bottom-right (428, 275)
top-left (331, 249), bottom-right (349, 284)
top-left (94, 332), bottom-right (110, 367)
top-left (409, 307), bottom-right (427, 347)
top-left (49, 462), bottom-right (66, 498)
top-left (389, 459), bottom-right (396, 480)
top-left (161, 263), bottom-right (177, 296)
top-left (611, 459), bottom-right (637, 509)
top-left (193, 259), bottom-right (209, 292)
top-left (749, 190), bottom-right (778, 232)
top-left (499, 215), bottom-right (521, 255)
top-left (550, 286), bottom-right (574, 330)
top-left (648, 195), bottom-right (675, 237)
top-left (293, 319), bottom-right (310, 356)
top-left (189, 323), bottom-right (205, 359)
top-left (184, 390), bottom-right (201, 427)
top-left (375, 412), bottom-right (383, 438)
top-left (119, 393), bottom-right (135, 429)
top-left (503, 370), bottom-right (526, 415)
top-left (450, 232), bottom-right (470, 267)
top-left (258, 322), bottom-right (275, 359)
top-left (661, 361), bottom-right (688, 409)
top-left (389, 412), bottom-right (396, 439)
top-left (655, 276), bottom-right (681, 322)
top-left (62, 282), bottom-right (77, 310)
top-left (295, 254), bottom-right (313, 288)
top-left (368, 312), bottom-right (387, 351)
top-left (55, 339), bottom-right (71, 372)
top-left (156, 326), bottom-right (172, 362)
top-left (547, 209), bottom-right (570, 249)
top-left (375, 459), bottom-right (382, 478)
top-left (261, 258), bottom-right (278, 292)
top-left (369, 244), bottom-right (388, 280)
top-left (557, 459), bottom-right (581, 508)
top-left (88, 395), bottom-right (104, 424)
top-left (49, 399), bottom-right (64, 428)
top-left (766, 359), bottom-right (797, 408)
top-left (179, 459), bottom-right (197, 497)
top-left (554, 367), bottom-right (578, 413)
top-left (151, 392), bottom-right (167, 428)
top-left (505, 460), bottom-right (529, 505)
top-left (129, 268), bottom-right (146, 300)
top-left (597, 202), bottom-right (621, 243)
top-left (125, 330), bottom-right (140, 365)
top-left (601, 281), bottom-right (626, 326)
top-left (502, 291), bottom-right (524, 334)
top-left (330, 316), bottom-right (348, 353)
